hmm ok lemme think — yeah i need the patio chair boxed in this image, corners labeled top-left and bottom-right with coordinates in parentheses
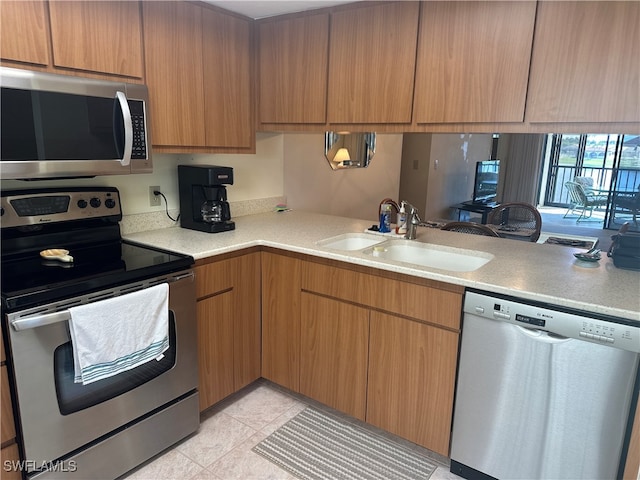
top-left (487, 202), bottom-right (542, 242)
top-left (441, 221), bottom-right (500, 237)
top-left (563, 181), bottom-right (607, 223)
top-left (613, 187), bottom-right (640, 225)
top-left (574, 176), bottom-right (597, 194)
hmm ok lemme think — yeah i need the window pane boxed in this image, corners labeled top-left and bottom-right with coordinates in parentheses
top-left (620, 135), bottom-right (640, 169)
top-left (558, 134), bottom-right (580, 166)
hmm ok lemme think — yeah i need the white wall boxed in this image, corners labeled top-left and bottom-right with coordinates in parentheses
top-left (399, 133), bottom-right (432, 217)
top-left (2, 132), bottom-right (403, 222)
top-left (1, 133), bottom-right (285, 216)
top-left (283, 133), bottom-right (404, 222)
top-left (426, 134), bottom-right (493, 220)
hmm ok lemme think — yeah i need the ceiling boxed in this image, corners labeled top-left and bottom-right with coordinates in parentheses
top-left (204, 1), bottom-right (357, 19)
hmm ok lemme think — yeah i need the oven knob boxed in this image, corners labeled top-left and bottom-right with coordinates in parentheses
top-left (0, 207), bottom-right (3, 216)
top-left (90, 198), bottom-right (101, 208)
top-left (105, 198), bottom-right (116, 209)
top-left (77, 199), bottom-right (88, 209)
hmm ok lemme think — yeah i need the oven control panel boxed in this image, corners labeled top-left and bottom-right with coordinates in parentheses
top-left (1, 187), bottom-right (122, 228)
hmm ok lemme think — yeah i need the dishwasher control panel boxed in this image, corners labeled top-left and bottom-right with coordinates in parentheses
top-left (465, 291), bottom-right (640, 353)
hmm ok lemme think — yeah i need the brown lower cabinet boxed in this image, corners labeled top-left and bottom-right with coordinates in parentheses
top-left (261, 250), bottom-right (463, 455)
top-left (261, 252), bottom-right (301, 392)
top-left (195, 250), bottom-right (261, 411)
top-left (300, 293), bottom-right (369, 421)
top-left (1, 444), bottom-right (21, 480)
top-left (367, 311), bottom-right (458, 456)
top-left (2, 330), bottom-right (20, 480)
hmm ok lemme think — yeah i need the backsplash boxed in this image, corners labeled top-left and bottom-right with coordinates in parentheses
top-left (120, 196), bottom-right (286, 235)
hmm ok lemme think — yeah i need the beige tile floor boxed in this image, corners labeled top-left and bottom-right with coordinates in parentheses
top-left (123, 380), bottom-right (463, 480)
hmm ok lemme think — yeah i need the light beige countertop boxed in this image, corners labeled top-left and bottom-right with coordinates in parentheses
top-left (124, 210), bottom-right (640, 321)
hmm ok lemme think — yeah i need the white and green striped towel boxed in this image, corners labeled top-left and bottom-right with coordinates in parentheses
top-left (69, 283), bottom-right (169, 385)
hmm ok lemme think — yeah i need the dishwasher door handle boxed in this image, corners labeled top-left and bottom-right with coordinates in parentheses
top-left (515, 324), bottom-right (571, 344)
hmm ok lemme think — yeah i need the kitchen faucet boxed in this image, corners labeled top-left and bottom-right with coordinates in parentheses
top-left (404, 203), bottom-right (421, 239)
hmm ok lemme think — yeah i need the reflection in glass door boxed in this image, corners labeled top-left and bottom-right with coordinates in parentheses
top-left (543, 134), bottom-right (618, 206)
top-left (609, 135), bottom-right (640, 231)
top-left (541, 134), bottom-right (640, 231)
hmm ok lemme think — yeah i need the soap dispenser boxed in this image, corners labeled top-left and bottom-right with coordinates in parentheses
top-left (396, 202), bottom-right (407, 235)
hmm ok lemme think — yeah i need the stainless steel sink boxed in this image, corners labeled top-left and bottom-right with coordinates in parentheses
top-left (363, 240), bottom-right (493, 272)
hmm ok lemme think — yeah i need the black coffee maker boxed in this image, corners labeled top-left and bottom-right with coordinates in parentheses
top-left (178, 165), bottom-right (235, 233)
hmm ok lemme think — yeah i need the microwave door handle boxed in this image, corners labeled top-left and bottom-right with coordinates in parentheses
top-left (115, 91), bottom-right (133, 166)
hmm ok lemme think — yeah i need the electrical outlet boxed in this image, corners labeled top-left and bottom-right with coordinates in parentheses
top-left (149, 186), bottom-right (161, 207)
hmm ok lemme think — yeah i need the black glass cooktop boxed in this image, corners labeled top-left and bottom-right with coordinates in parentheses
top-left (1, 240), bottom-right (193, 312)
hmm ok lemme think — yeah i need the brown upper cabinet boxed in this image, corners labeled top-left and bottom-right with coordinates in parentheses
top-left (256, 1), bottom-right (638, 133)
top-left (48, 1), bottom-right (143, 78)
top-left (526, 1), bottom-right (640, 123)
top-left (327, 2), bottom-right (419, 124)
top-left (0, 1), bottom-right (50, 66)
top-left (413, 1), bottom-right (536, 124)
top-left (258, 13), bottom-right (329, 124)
top-left (142, 1), bottom-right (254, 152)
top-left (1, 1), bottom-right (143, 79)
top-left (258, 2), bottom-right (419, 126)
top-left (201, 8), bottom-right (253, 149)
top-left (143, 1), bottom-right (205, 148)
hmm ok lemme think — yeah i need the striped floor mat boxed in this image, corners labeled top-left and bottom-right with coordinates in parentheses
top-left (253, 407), bottom-right (437, 480)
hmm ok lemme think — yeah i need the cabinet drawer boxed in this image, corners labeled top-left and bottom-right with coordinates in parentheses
top-left (195, 259), bottom-right (235, 299)
top-left (1, 366), bottom-right (15, 446)
top-left (301, 261), bottom-right (462, 330)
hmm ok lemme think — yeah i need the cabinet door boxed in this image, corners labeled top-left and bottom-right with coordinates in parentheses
top-left (414, 1), bottom-right (536, 123)
top-left (196, 252), bottom-right (261, 397)
top-left (527, 1), bottom-right (640, 123)
top-left (261, 252), bottom-right (301, 391)
top-left (259, 13), bottom-right (329, 124)
top-left (232, 252), bottom-right (261, 391)
top-left (48, 1), bottom-right (143, 78)
top-left (0, 1), bottom-right (49, 65)
top-left (1, 366), bottom-right (16, 445)
top-left (143, 1), bottom-right (206, 147)
top-left (1, 444), bottom-right (21, 480)
top-left (197, 291), bottom-right (235, 411)
top-left (367, 311), bottom-right (458, 456)
top-left (300, 293), bottom-right (369, 421)
top-left (327, 2), bottom-right (419, 124)
top-left (202, 9), bottom-right (253, 148)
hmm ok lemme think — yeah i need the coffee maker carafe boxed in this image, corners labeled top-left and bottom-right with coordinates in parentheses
top-left (178, 165), bottom-right (235, 233)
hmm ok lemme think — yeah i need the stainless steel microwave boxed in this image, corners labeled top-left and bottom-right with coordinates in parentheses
top-left (1, 67), bottom-right (152, 180)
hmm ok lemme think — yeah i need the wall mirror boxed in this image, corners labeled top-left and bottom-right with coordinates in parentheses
top-left (324, 132), bottom-right (376, 170)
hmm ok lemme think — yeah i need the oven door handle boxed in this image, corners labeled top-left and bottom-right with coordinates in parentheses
top-left (11, 310), bottom-right (70, 331)
top-left (10, 272), bottom-right (192, 331)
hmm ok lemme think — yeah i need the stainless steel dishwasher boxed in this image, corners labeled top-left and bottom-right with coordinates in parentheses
top-left (450, 290), bottom-right (640, 480)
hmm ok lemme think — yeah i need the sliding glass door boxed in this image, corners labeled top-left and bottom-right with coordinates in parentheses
top-left (541, 134), bottom-right (639, 230)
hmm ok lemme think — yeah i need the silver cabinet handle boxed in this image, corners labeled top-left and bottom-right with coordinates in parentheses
top-left (115, 91), bottom-right (132, 166)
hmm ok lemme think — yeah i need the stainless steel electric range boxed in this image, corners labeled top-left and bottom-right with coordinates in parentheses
top-left (1, 187), bottom-right (199, 479)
